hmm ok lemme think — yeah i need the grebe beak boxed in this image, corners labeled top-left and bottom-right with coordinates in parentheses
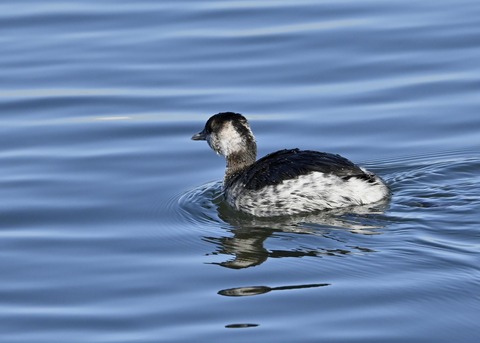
top-left (191, 129), bottom-right (207, 141)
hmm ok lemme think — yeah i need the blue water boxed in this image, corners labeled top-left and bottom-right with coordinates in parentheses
top-left (1, 1), bottom-right (479, 342)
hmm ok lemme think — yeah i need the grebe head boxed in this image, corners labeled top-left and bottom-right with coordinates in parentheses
top-left (192, 112), bottom-right (257, 179)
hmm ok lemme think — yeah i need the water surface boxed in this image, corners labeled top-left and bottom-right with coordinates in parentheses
top-left (1, 0), bottom-right (479, 342)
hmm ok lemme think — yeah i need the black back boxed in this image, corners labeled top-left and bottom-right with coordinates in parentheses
top-left (233, 149), bottom-right (372, 191)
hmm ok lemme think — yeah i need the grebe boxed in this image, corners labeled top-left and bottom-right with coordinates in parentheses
top-left (192, 112), bottom-right (389, 217)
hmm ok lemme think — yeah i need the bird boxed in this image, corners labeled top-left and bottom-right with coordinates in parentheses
top-left (192, 112), bottom-right (389, 217)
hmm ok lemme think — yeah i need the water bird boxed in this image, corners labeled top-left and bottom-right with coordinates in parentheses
top-left (192, 112), bottom-right (389, 217)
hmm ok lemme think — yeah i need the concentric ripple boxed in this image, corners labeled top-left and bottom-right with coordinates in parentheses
top-left (173, 149), bottom-right (480, 271)
top-left (175, 177), bottom-right (394, 269)
top-left (177, 180), bottom-right (224, 225)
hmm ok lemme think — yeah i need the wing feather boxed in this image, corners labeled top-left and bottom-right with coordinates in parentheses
top-left (238, 149), bottom-right (369, 190)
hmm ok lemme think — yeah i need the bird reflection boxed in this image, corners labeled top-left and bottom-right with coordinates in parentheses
top-left (204, 197), bottom-right (389, 269)
top-left (218, 283), bottom-right (330, 297)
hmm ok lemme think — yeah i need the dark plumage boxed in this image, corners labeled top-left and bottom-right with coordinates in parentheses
top-left (233, 148), bottom-right (370, 191)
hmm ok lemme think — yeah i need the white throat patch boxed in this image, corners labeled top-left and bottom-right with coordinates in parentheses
top-left (216, 121), bottom-right (246, 157)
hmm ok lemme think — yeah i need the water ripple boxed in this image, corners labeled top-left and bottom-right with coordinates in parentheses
top-left (1, 0), bottom-right (480, 341)
top-left (176, 177), bottom-right (392, 269)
